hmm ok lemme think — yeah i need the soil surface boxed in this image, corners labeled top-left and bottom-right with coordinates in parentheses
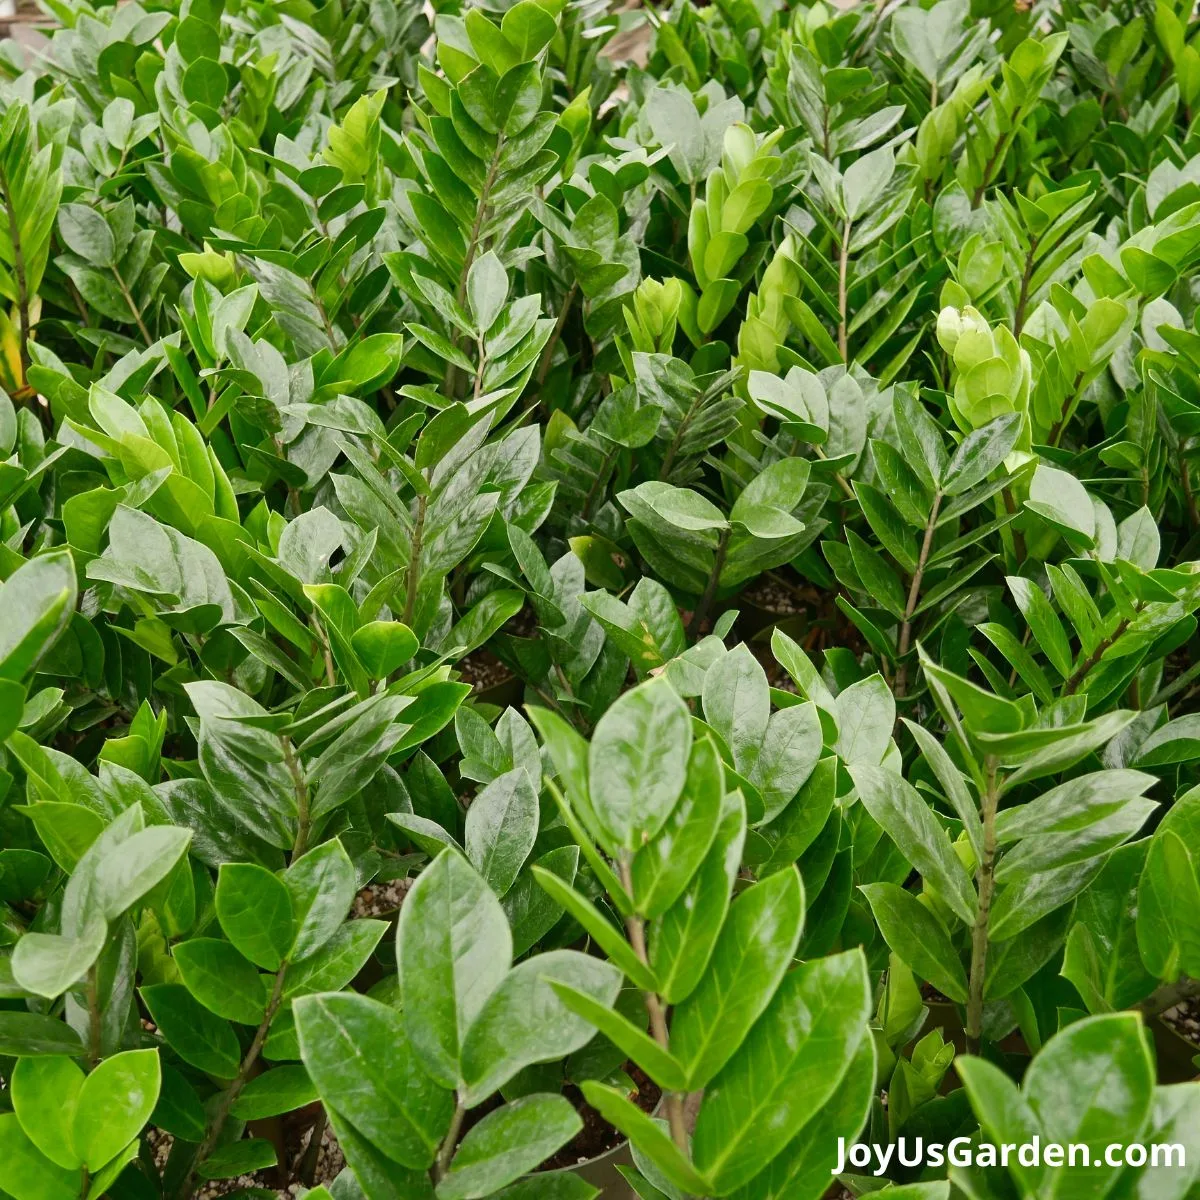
top-left (1161, 995), bottom-right (1200, 1045)
top-left (540, 1064), bottom-right (662, 1170)
top-left (163, 1062), bottom-right (658, 1196)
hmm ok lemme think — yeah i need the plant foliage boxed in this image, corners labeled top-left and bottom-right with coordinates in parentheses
top-left (1, 0), bottom-right (1200, 1196)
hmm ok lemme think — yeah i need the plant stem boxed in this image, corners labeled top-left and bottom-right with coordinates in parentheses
top-left (403, 491), bottom-right (427, 628)
top-left (837, 217), bottom-right (852, 361)
top-left (533, 281), bottom-right (577, 392)
top-left (176, 966), bottom-right (289, 1200)
top-left (1047, 370), bottom-right (1086, 447)
top-left (283, 736), bottom-right (310, 862)
top-left (965, 756), bottom-right (999, 1055)
top-left (1179, 437), bottom-right (1198, 530)
top-left (433, 1101), bottom-right (467, 1182)
top-left (0, 164), bottom-right (32, 391)
top-left (112, 264), bottom-right (152, 344)
top-left (1011, 239), bottom-right (1038, 338)
top-left (86, 963), bottom-right (102, 1069)
top-left (298, 1107), bottom-right (327, 1185)
top-left (1062, 614), bottom-right (1134, 696)
top-left (309, 614), bottom-right (336, 687)
top-left (895, 490), bottom-right (942, 697)
top-left (687, 528), bottom-right (730, 638)
top-left (615, 859), bottom-right (689, 1156)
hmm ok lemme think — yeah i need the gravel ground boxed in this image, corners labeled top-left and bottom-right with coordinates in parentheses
top-left (1160, 995), bottom-right (1200, 1045)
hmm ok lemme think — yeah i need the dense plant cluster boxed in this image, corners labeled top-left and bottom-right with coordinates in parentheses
top-left (1, 0), bottom-right (1200, 1196)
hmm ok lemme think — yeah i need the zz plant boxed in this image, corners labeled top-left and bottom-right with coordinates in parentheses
top-left (3, 0), bottom-right (1200, 1195)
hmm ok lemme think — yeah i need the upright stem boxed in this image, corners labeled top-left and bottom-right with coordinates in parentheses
top-left (617, 859), bottom-right (689, 1156)
top-left (1012, 239), bottom-right (1038, 338)
top-left (895, 490), bottom-right (942, 697)
top-left (1062, 613), bottom-right (1134, 696)
top-left (837, 217), bottom-right (852, 362)
top-left (86, 963), bottom-right (102, 1069)
top-left (283, 737), bottom-right (310, 862)
top-left (403, 491), bottom-right (428, 628)
top-left (433, 1102), bottom-right (467, 1182)
top-left (298, 1109), bottom-right (327, 1185)
top-left (446, 141), bottom-right (504, 400)
top-left (1, 166), bottom-right (32, 390)
top-left (112, 264), bottom-right (152, 344)
top-left (687, 529), bottom-right (730, 638)
top-left (309, 614), bottom-right (336, 687)
top-left (965, 756), bottom-right (999, 1055)
top-left (533, 281), bottom-right (578, 393)
top-left (1048, 371), bottom-right (1086, 447)
top-left (175, 966), bottom-right (289, 1200)
top-left (1179, 437), bottom-right (1199, 530)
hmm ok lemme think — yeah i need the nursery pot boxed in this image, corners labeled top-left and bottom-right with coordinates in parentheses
top-left (543, 1138), bottom-right (638, 1198)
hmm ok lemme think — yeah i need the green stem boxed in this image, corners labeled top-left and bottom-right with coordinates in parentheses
top-left (617, 858), bottom-right (689, 1156)
top-left (1062, 613), bottom-right (1134, 696)
top-left (965, 756), bottom-right (999, 1055)
top-left (112, 264), bottom-right (152, 344)
top-left (687, 528), bottom-right (730, 638)
top-left (86, 964), bottom-right (102, 1069)
top-left (837, 217), bottom-right (851, 362)
top-left (433, 1101), bottom-right (467, 1183)
top-left (0, 159), bottom-right (32, 391)
top-left (895, 490), bottom-right (942, 697)
top-left (283, 737), bottom-right (310, 862)
top-left (175, 965), bottom-right (289, 1200)
top-left (403, 491), bottom-right (428, 628)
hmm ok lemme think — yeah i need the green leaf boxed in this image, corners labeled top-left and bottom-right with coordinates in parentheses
top-left (1137, 829), bottom-right (1200, 981)
top-left (215, 863), bottom-right (294, 970)
top-left (465, 767), bottom-right (539, 897)
top-left (11, 914), bottom-right (106, 999)
top-left (588, 676), bottom-right (693, 851)
top-left (631, 735), bottom-right (723, 918)
top-left (174, 938), bottom-right (267, 1024)
top-left (549, 980), bottom-right (688, 1090)
top-left (728, 1033), bottom-right (876, 1200)
top-left (692, 949), bottom-right (873, 1193)
top-left (530, 867), bottom-right (659, 992)
top-left (860, 883), bottom-right (968, 1002)
top-left (460, 949), bottom-right (622, 1105)
top-left (397, 849), bottom-right (512, 1088)
top-left (850, 764), bottom-right (978, 926)
top-left (1023, 1013), bottom-right (1155, 1198)
top-left (295, 992), bottom-right (453, 1170)
top-left (59, 204), bottom-right (116, 267)
top-left (72, 1049), bottom-right (160, 1171)
top-left (1007, 575), bottom-right (1073, 678)
top-left (0, 1012), bottom-right (85, 1057)
top-left (284, 838), bottom-right (358, 962)
top-left (467, 251), bottom-right (508, 333)
top-left (282, 918), bottom-right (387, 998)
top-left (671, 867), bottom-right (805, 1089)
top-left (940, 412), bottom-right (1023, 496)
top-left (651, 790), bottom-right (747, 1004)
top-left (12, 1055), bottom-right (84, 1169)
top-left (230, 1065), bottom-right (318, 1119)
top-left (579, 1083), bottom-right (711, 1196)
top-left (438, 1095), bottom-right (581, 1200)
top-left (0, 550), bottom-right (78, 681)
top-left (141, 983), bottom-right (241, 1078)
top-left (351, 620), bottom-right (419, 678)
top-left (0, 1113), bottom-right (80, 1200)
top-left (834, 674), bottom-right (894, 767)
top-left (196, 1138), bottom-right (278, 1180)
